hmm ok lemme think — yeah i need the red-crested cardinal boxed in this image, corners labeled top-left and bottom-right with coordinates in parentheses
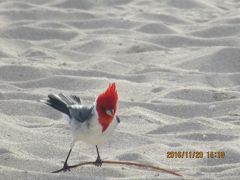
top-left (42, 83), bottom-right (120, 171)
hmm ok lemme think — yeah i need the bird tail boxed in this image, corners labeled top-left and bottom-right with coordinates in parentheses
top-left (41, 94), bottom-right (71, 116)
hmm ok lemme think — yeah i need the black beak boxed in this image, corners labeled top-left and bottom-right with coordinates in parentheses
top-left (116, 115), bottom-right (120, 123)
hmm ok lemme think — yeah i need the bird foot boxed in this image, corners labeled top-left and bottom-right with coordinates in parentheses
top-left (94, 156), bottom-right (102, 167)
top-left (62, 162), bottom-right (71, 172)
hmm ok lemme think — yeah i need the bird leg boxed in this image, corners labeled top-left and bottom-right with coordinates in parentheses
top-left (94, 145), bottom-right (102, 167)
top-left (62, 148), bottom-right (72, 171)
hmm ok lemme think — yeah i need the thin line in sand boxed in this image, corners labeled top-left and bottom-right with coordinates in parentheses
top-left (51, 160), bottom-right (183, 177)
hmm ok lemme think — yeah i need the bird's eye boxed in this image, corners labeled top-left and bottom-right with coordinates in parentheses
top-left (105, 109), bottom-right (114, 117)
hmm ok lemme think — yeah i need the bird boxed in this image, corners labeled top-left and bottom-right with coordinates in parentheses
top-left (41, 83), bottom-right (120, 171)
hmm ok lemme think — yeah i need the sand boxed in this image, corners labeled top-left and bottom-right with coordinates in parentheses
top-left (0, 0), bottom-right (240, 179)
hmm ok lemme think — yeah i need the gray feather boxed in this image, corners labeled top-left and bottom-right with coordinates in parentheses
top-left (43, 93), bottom-right (90, 122)
top-left (45, 94), bottom-right (70, 116)
top-left (59, 93), bottom-right (81, 105)
top-left (69, 105), bottom-right (94, 122)
top-left (70, 95), bottom-right (81, 104)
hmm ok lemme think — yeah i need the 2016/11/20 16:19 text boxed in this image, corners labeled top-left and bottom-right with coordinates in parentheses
top-left (167, 151), bottom-right (225, 159)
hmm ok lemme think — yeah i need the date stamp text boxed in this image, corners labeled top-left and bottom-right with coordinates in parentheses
top-left (167, 151), bottom-right (225, 159)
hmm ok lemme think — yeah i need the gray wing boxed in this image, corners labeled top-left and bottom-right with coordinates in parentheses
top-left (59, 93), bottom-right (81, 105)
top-left (68, 105), bottom-right (94, 123)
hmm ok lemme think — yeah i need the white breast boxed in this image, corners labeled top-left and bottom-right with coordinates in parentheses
top-left (69, 107), bottom-right (118, 145)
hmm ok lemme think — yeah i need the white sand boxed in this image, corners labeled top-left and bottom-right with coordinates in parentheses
top-left (0, 0), bottom-right (240, 179)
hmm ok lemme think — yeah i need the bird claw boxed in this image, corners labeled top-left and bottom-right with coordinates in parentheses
top-left (62, 162), bottom-right (71, 172)
top-left (94, 157), bottom-right (102, 167)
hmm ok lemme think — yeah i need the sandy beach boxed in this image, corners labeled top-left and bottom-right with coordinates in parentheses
top-left (0, 0), bottom-right (240, 179)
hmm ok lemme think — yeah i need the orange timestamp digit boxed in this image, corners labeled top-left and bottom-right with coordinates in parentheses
top-left (167, 151), bottom-right (204, 158)
top-left (167, 151), bottom-right (225, 159)
top-left (207, 151), bottom-right (225, 158)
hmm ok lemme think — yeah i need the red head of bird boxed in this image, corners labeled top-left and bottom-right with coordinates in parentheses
top-left (96, 83), bottom-right (118, 132)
